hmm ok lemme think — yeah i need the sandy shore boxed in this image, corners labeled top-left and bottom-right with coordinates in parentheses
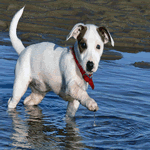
top-left (0, 0), bottom-right (149, 54)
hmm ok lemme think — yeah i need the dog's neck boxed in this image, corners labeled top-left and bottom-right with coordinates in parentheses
top-left (71, 46), bottom-right (94, 90)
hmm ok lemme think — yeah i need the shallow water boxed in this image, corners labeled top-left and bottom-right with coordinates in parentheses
top-left (0, 35), bottom-right (150, 149)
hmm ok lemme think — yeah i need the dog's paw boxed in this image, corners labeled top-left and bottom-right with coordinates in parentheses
top-left (86, 99), bottom-right (99, 111)
top-left (8, 97), bottom-right (17, 109)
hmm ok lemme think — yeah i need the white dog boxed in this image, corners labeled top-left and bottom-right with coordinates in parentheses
top-left (8, 7), bottom-right (114, 117)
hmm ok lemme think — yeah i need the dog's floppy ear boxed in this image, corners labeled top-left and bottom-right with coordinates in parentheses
top-left (97, 27), bottom-right (114, 47)
top-left (66, 23), bottom-right (85, 41)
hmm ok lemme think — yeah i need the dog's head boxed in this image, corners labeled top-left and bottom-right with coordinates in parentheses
top-left (66, 23), bottom-right (114, 74)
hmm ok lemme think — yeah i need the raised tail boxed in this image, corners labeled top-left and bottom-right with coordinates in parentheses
top-left (9, 6), bottom-right (25, 55)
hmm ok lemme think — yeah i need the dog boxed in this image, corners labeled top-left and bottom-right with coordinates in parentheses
top-left (8, 6), bottom-right (114, 117)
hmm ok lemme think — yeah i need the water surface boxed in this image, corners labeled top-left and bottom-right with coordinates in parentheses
top-left (0, 36), bottom-right (150, 149)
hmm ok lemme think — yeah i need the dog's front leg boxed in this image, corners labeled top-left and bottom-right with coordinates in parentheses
top-left (66, 100), bottom-right (80, 118)
top-left (67, 81), bottom-right (99, 112)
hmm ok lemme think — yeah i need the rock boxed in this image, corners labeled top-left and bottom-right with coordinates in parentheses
top-left (133, 61), bottom-right (150, 68)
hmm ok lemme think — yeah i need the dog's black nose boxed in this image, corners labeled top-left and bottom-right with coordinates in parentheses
top-left (86, 61), bottom-right (94, 72)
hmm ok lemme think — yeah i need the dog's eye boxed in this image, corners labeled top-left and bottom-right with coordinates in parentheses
top-left (96, 44), bottom-right (100, 49)
top-left (80, 42), bottom-right (87, 49)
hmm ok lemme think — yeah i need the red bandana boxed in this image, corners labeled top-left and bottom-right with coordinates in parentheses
top-left (71, 47), bottom-right (94, 90)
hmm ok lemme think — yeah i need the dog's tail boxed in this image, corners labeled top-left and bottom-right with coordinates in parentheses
top-left (9, 6), bottom-right (25, 55)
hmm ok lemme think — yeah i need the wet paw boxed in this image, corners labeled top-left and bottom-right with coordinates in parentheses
top-left (8, 97), bottom-right (17, 109)
top-left (86, 99), bottom-right (99, 111)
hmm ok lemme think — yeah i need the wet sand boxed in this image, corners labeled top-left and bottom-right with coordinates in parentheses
top-left (0, 0), bottom-right (149, 61)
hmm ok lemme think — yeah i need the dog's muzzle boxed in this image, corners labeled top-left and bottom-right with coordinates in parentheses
top-left (86, 61), bottom-right (94, 72)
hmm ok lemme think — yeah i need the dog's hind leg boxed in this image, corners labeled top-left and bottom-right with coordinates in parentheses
top-left (66, 100), bottom-right (80, 118)
top-left (24, 87), bottom-right (46, 106)
top-left (8, 71), bottom-right (31, 109)
top-left (8, 52), bottom-right (31, 109)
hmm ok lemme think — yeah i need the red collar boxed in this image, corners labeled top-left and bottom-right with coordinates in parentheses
top-left (71, 47), bottom-right (94, 90)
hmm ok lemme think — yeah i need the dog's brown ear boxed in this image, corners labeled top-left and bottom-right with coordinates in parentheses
top-left (66, 23), bottom-right (85, 41)
top-left (97, 27), bottom-right (114, 47)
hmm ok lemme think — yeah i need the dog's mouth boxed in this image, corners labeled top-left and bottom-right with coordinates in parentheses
top-left (86, 70), bottom-right (94, 75)
top-left (86, 67), bottom-right (95, 75)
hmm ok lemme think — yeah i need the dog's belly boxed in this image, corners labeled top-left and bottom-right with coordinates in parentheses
top-left (30, 72), bottom-right (62, 94)
top-left (29, 78), bottom-right (51, 92)
top-left (30, 73), bottom-right (63, 93)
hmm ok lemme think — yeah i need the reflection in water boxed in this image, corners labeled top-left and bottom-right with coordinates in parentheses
top-left (8, 106), bottom-right (86, 149)
top-left (8, 109), bottom-right (31, 149)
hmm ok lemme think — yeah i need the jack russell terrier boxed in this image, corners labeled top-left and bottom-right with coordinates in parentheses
top-left (8, 6), bottom-right (114, 117)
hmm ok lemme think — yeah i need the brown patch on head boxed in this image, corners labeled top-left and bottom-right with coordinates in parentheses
top-left (97, 27), bottom-right (111, 43)
top-left (77, 26), bottom-right (87, 53)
